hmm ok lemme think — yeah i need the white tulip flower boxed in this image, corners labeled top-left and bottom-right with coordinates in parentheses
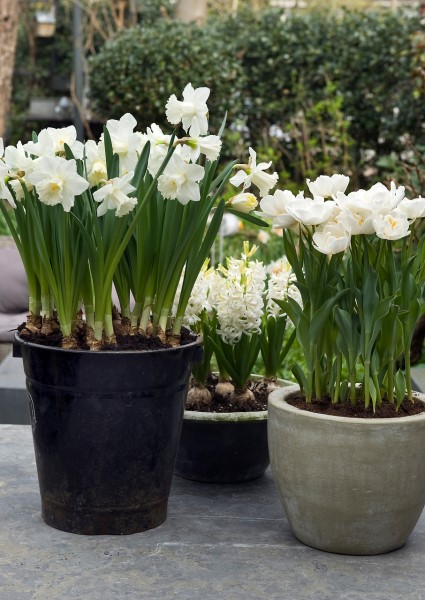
top-left (286, 196), bottom-right (338, 226)
top-left (258, 189), bottom-right (300, 229)
top-left (27, 155), bottom-right (89, 212)
top-left (366, 181), bottom-right (405, 213)
top-left (312, 220), bottom-right (351, 255)
top-left (230, 148), bottom-right (278, 197)
top-left (93, 172), bottom-right (137, 217)
top-left (157, 154), bottom-right (204, 205)
top-left (397, 196), bottom-right (425, 220)
top-left (307, 174), bottom-right (349, 198)
top-left (165, 83), bottom-right (210, 138)
top-left (372, 210), bottom-right (411, 241)
top-left (335, 191), bottom-right (375, 235)
top-left (227, 192), bottom-right (258, 213)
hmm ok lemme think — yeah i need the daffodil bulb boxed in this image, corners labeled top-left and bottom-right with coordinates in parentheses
top-left (27, 155), bottom-right (89, 212)
top-left (165, 83), bottom-right (210, 138)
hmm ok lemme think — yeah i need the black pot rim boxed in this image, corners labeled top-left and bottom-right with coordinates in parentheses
top-left (14, 331), bottom-right (202, 356)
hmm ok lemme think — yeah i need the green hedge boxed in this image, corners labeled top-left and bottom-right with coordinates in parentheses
top-left (88, 20), bottom-right (245, 133)
top-left (89, 10), bottom-right (425, 184)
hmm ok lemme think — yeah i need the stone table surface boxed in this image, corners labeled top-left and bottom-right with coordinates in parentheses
top-left (1, 426), bottom-right (425, 600)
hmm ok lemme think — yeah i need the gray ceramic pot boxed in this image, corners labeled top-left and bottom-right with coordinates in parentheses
top-left (268, 384), bottom-right (425, 555)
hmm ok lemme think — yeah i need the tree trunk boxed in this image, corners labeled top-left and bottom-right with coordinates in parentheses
top-left (175, 0), bottom-right (208, 24)
top-left (0, 0), bottom-right (20, 140)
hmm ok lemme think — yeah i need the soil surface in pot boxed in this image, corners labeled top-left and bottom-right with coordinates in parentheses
top-left (287, 392), bottom-right (425, 418)
top-left (186, 373), bottom-right (270, 413)
top-left (16, 322), bottom-right (196, 351)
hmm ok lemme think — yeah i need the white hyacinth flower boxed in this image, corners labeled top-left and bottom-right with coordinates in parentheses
top-left (266, 257), bottom-right (301, 318)
top-left (102, 113), bottom-right (143, 173)
top-left (230, 148), bottom-right (278, 197)
top-left (93, 172), bottom-right (136, 217)
top-left (157, 154), bottom-right (204, 205)
top-left (165, 83), bottom-right (210, 138)
top-left (372, 210), bottom-right (411, 241)
top-left (226, 192), bottom-right (258, 213)
top-left (213, 250), bottom-right (267, 344)
top-left (27, 155), bottom-right (89, 212)
top-left (307, 174), bottom-right (349, 198)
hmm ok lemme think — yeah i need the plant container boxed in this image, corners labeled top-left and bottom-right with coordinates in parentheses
top-left (13, 333), bottom-right (202, 535)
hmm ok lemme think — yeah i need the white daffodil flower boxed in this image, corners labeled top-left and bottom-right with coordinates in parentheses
top-left (258, 189), bottom-right (300, 229)
top-left (3, 142), bottom-right (36, 201)
top-left (397, 196), bottom-right (425, 220)
top-left (157, 154), bottom-right (204, 205)
top-left (165, 83), bottom-right (210, 138)
top-left (312, 220), bottom-right (352, 255)
top-left (23, 129), bottom-right (55, 157)
top-left (92, 172), bottom-right (136, 217)
top-left (47, 126), bottom-right (84, 158)
top-left (372, 210), bottom-right (411, 241)
top-left (180, 135), bottom-right (222, 163)
top-left (0, 138), bottom-right (4, 158)
top-left (27, 155), bottom-right (89, 212)
top-left (230, 148), bottom-right (278, 197)
top-left (102, 113), bottom-right (143, 173)
top-left (307, 174), bottom-right (349, 198)
top-left (0, 163), bottom-right (16, 208)
top-left (226, 192), bottom-right (258, 213)
top-left (286, 196), bottom-right (338, 227)
top-left (144, 123), bottom-right (173, 176)
top-left (84, 140), bottom-right (108, 187)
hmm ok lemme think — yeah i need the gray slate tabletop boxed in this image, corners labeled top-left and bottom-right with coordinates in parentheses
top-left (1, 425), bottom-right (425, 600)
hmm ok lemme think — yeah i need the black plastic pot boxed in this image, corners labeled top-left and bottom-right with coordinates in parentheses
top-left (175, 410), bottom-right (269, 483)
top-left (13, 334), bottom-right (202, 535)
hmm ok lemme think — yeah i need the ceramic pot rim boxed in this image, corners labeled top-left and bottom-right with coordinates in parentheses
top-left (269, 384), bottom-right (425, 425)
